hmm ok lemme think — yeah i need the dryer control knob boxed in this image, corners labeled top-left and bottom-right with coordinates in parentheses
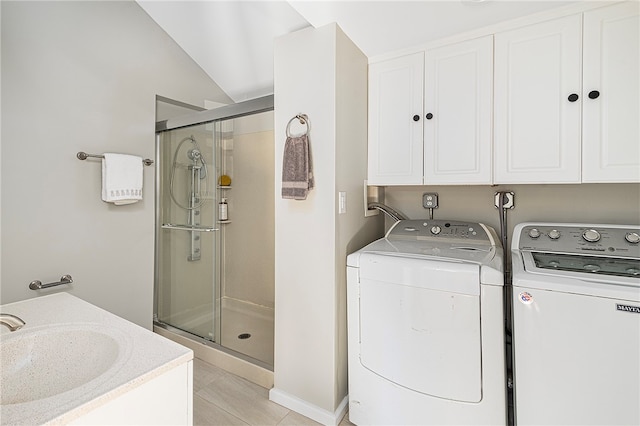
top-left (582, 229), bottom-right (601, 243)
top-left (430, 226), bottom-right (442, 235)
top-left (528, 228), bottom-right (541, 239)
top-left (548, 229), bottom-right (561, 240)
top-left (625, 232), bottom-right (640, 244)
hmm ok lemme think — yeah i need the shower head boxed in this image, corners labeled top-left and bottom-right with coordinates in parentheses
top-left (187, 148), bottom-right (207, 179)
top-left (187, 148), bottom-right (202, 161)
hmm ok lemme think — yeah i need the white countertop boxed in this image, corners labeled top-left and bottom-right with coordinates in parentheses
top-left (0, 293), bottom-right (193, 425)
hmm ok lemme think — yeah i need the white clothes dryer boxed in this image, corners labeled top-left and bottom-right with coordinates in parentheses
top-left (346, 219), bottom-right (506, 425)
top-left (511, 222), bottom-right (640, 425)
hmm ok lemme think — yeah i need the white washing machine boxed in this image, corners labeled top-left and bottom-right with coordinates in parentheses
top-left (346, 219), bottom-right (506, 425)
top-left (511, 222), bottom-right (640, 425)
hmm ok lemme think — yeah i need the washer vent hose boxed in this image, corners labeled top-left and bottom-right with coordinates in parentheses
top-left (367, 202), bottom-right (408, 222)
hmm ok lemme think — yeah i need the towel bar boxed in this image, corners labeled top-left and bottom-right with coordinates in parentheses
top-left (77, 151), bottom-right (154, 166)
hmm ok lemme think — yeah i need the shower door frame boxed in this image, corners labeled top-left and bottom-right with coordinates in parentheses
top-left (153, 95), bottom-right (274, 370)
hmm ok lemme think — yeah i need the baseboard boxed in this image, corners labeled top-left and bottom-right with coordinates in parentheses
top-left (269, 387), bottom-right (348, 426)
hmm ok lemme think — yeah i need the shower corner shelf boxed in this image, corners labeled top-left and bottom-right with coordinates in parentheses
top-left (218, 186), bottom-right (232, 190)
top-left (217, 220), bottom-right (232, 224)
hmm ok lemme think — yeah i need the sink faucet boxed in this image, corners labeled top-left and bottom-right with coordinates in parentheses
top-left (0, 313), bottom-right (26, 331)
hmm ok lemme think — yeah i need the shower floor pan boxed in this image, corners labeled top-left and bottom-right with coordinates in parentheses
top-left (154, 298), bottom-right (273, 370)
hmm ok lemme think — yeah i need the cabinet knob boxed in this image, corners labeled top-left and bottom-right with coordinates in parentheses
top-left (426, 113), bottom-right (433, 120)
top-left (412, 115), bottom-right (420, 122)
top-left (588, 90), bottom-right (600, 99)
top-left (567, 93), bottom-right (579, 102)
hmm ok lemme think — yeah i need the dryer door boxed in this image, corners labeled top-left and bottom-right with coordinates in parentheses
top-left (358, 254), bottom-right (482, 402)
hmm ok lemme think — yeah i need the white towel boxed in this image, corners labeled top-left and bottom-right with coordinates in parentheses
top-left (101, 153), bottom-right (143, 205)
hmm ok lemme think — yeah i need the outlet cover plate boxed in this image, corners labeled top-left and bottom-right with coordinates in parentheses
top-left (494, 192), bottom-right (515, 209)
top-left (423, 193), bottom-right (439, 209)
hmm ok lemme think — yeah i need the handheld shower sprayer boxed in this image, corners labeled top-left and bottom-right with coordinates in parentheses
top-left (169, 135), bottom-right (208, 210)
top-left (187, 148), bottom-right (207, 179)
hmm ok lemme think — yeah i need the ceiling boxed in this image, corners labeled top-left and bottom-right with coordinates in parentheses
top-left (137, 0), bottom-right (577, 104)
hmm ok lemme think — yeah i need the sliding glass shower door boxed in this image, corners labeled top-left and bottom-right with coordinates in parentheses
top-left (154, 99), bottom-right (275, 369)
top-left (155, 122), bottom-right (220, 342)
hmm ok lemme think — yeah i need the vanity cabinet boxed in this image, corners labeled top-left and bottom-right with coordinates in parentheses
top-left (582, 2), bottom-right (640, 182)
top-left (368, 36), bottom-right (493, 186)
top-left (368, 52), bottom-right (424, 185)
top-left (494, 2), bottom-right (639, 184)
top-left (494, 15), bottom-right (583, 184)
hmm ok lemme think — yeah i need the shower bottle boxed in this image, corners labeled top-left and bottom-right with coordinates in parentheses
top-left (219, 198), bottom-right (228, 221)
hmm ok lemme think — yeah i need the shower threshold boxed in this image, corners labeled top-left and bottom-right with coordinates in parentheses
top-left (153, 321), bottom-right (274, 388)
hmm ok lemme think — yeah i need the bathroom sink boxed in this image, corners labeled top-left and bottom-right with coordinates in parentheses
top-left (0, 293), bottom-right (191, 425)
top-left (1, 325), bottom-right (123, 405)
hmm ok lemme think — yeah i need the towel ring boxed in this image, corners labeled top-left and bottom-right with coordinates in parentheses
top-left (286, 114), bottom-right (310, 138)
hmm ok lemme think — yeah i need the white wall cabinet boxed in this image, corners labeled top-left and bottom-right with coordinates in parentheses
top-left (368, 52), bottom-right (424, 185)
top-left (368, 37), bottom-right (493, 186)
top-left (494, 15), bottom-right (583, 184)
top-left (424, 36), bottom-right (493, 185)
top-left (494, 2), bottom-right (639, 184)
top-left (582, 2), bottom-right (640, 183)
top-left (369, 3), bottom-right (639, 186)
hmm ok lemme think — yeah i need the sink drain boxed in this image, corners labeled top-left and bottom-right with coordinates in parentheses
top-left (238, 333), bottom-right (251, 340)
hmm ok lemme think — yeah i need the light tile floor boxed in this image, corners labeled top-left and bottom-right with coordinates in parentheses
top-left (194, 358), bottom-right (356, 426)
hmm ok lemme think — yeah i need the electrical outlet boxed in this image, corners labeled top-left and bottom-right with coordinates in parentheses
top-left (494, 192), bottom-right (515, 209)
top-left (423, 193), bottom-right (439, 209)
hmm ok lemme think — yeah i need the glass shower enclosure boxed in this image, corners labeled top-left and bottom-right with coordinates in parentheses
top-left (154, 96), bottom-right (274, 369)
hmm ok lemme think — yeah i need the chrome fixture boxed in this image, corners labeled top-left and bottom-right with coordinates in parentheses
top-left (29, 274), bottom-right (73, 290)
top-left (168, 135), bottom-right (209, 261)
top-left (0, 313), bottom-right (25, 331)
top-left (77, 151), bottom-right (154, 166)
top-left (367, 202), bottom-right (408, 222)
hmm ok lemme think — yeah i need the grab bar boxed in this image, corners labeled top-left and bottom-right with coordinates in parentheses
top-left (77, 151), bottom-right (154, 166)
top-left (161, 224), bottom-right (219, 232)
top-left (29, 274), bottom-right (73, 290)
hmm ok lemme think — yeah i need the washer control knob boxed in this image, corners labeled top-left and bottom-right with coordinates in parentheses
top-left (582, 229), bottom-right (601, 243)
top-left (528, 228), bottom-right (541, 239)
top-left (431, 226), bottom-right (442, 235)
top-left (548, 229), bottom-right (561, 240)
top-left (625, 232), bottom-right (640, 244)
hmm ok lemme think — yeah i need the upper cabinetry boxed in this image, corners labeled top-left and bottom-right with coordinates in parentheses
top-left (368, 1), bottom-right (639, 186)
top-left (494, 15), bottom-right (582, 184)
top-left (582, 2), bottom-right (640, 183)
top-left (368, 52), bottom-right (424, 185)
top-left (424, 36), bottom-right (493, 185)
top-left (368, 36), bottom-right (493, 186)
top-left (494, 1), bottom-right (639, 184)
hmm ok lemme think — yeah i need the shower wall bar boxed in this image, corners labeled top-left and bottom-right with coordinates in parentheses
top-left (161, 224), bottom-right (218, 232)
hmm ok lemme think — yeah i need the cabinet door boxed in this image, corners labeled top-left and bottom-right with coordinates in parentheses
top-left (424, 36), bottom-right (493, 185)
top-left (494, 15), bottom-right (582, 184)
top-left (368, 53), bottom-right (424, 185)
top-left (582, 2), bottom-right (640, 183)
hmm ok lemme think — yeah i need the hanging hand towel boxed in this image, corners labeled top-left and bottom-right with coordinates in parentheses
top-left (101, 153), bottom-right (143, 205)
top-left (282, 134), bottom-right (314, 200)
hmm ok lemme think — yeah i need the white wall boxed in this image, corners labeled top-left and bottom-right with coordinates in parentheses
top-left (272, 23), bottom-right (382, 425)
top-left (0, 1), bottom-right (232, 328)
top-left (384, 184), bottom-right (640, 237)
